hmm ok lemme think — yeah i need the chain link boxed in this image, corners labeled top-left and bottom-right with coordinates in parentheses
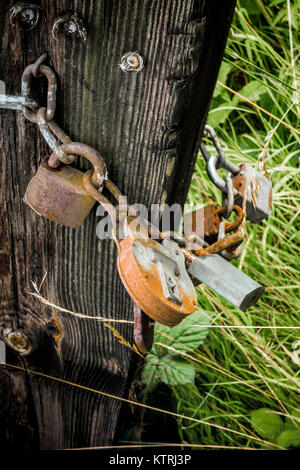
top-left (21, 62), bottom-right (57, 123)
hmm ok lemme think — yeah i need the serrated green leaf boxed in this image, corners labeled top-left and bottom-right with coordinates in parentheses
top-left (251, 408), bottom-right (284, 442)
top-left (143, 355), bottom-right (195, 387)
top-left (277, 430), bottom-right (300, 449)
top-left (154, 309), bottom-right (210, 354)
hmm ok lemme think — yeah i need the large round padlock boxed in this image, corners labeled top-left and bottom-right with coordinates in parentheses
top-left (24, 142), bottom-right (107, 228)
top-left (117, 217), bottom-right (198, 326)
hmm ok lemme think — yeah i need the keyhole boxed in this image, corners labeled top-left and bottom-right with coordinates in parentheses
top-left (168, 277), bottom-right (176, 293)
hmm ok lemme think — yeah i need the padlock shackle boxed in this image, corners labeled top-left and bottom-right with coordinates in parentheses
top-left (48, 142), bottom-right (108, 189)
top-left (216, 204), bottom-right (244, 232)
top-left (201, 125), bottom-right (240, 174)
top-left (83, 170), bottom-right (140, 235)
top-left (83, 170), bottom-right (118, 222)
top-left (206, 155), bottom-right (239, 196)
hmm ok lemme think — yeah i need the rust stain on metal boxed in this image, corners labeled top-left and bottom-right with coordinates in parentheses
top-left (206, 231), bottom-right (244, 254)
top-left (48, 142), bottom-right (107, 188)
top-left (24, 142), bottom-right (108, 228)
top-left (184, 204), bottom-right (244, 243)
top-left (22, 63), bottom-right (57, 123)
top-left (181, 248), bottom-right (197, 266)
top-left (182, 231), bottom-right (244, 259)
top-left (133, 304), bottom-right (154, 354)
top-left (117, 217), bottom-right (197, 326)
top-left (24, 162), bottom-right (97, 228)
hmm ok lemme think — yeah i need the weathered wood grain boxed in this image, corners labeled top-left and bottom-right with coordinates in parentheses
top-left (0, 0), bottom-right (236, 449)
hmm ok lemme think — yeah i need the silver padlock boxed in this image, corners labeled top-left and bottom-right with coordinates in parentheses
top-left (224, 162), bottom-right (272, 223)
top-left (186, 251), bottom-right (264, 311)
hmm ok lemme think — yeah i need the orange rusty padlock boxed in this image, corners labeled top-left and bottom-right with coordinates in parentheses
top-left (117, 217), bottom-right (198, 326)
top-left (24, 142), bottom-right (107, 228)
top-left (83, 172), bottom-right (198, 327)
top-left (184, 204), bottom-right (244, 244)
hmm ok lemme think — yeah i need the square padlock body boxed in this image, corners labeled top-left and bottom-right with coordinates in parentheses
top-left (225, 163), bottom-right (272, 223)
top-left (184, 204), bottom-right (221, 244)
top-left (24, 162), bottom-right (96, 228)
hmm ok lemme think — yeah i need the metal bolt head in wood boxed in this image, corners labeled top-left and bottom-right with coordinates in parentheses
top-left (10, 2), bottom-right (41, 31)
top-left (5, 330), bottom-right (31, 355)
top-left (52, 13), bottom-right (87, 41)
top-left (120, 52), bottom-right (144, 72)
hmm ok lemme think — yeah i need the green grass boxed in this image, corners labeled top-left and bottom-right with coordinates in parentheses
top-left (143, 0), bottom-right (300, 450)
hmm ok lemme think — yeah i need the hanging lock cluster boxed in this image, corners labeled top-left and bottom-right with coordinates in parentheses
top-left (0, 55), bottom-right (271, 353)
top-left (200, 125), bottom-right (273, 224)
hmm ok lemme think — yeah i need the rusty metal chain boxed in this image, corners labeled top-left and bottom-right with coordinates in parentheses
top-left (156, 203), bottom-right (244, 260)
top-left (20, 54), bottom-right (76, 164)
top-left (21, 54), bottom-right (57, 123)
top-left (1, 55), bottom-right (264, 352)
top-left (0, 53), bottom-right (72, 164)
top-left (6, 55), bottom-right (247, 261)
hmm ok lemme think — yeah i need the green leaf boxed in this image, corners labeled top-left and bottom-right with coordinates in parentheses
top-left (142, 310), bottom-right (209, 388)
top-left (232, 80), bottom-right (266, 105)
top-left (207, 105), bottom-right (233, 127)
top-left (251, 408), bottom-right (284, 442)
top-left (154, 309), bottom-right (210, 354)
top-left (284, 410), bottom-right (300, 431)
top-left (214, 62), bottom-right (233, 97)
top-left (208, 91), bottom-right (233, 127)
top-left (277, 430), bottom-right (300, 449)
top-left (241, 0), bottom-right (261, 15)
top-left (143, 356), bottom-right (195, 386)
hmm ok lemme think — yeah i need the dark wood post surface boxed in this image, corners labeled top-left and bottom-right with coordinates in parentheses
top-left (0, 0), bottom-right (236, 449)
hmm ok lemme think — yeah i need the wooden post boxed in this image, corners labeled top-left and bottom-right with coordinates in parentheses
top-left (0, 0), bottom-right (236, 449)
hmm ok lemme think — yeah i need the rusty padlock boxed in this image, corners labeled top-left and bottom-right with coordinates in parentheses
top-left (82, 172), bottom-right (198, 327)
top-left (117, 217), bottom-right (198, 326)
top-left (184, 204), bottom-right (244, 245)
top-left (24, 142), bottom-right (107, 228)
top-left (225, 162), bottom-right (272, 223)
top-left (201, 125), bottom-right (272, 223)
